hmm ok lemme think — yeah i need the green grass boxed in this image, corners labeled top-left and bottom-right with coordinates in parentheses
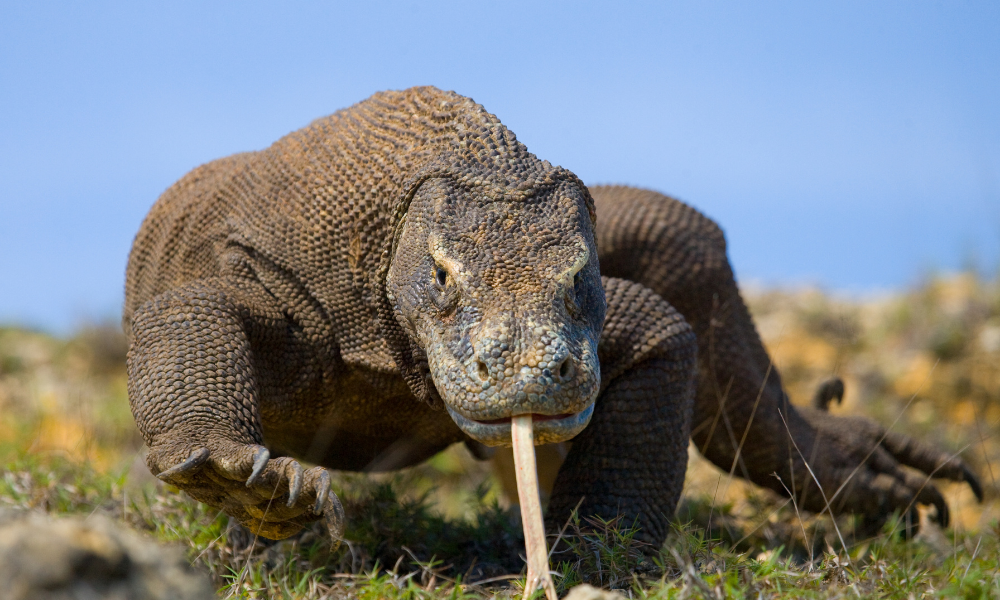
top-left (1, 273), bottom-right (998, 598)
top-left (2, 447), bottom-right (999, 598)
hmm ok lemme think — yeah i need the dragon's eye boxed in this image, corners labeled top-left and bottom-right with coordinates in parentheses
top-left (429, 263), bottom-right (457, 311)
top-left (435, 266), bottom-right (448, 287)
top-left (566, 269), bottom-right (585, 316)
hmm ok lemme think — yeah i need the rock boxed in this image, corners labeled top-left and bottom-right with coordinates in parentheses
top-left (0, 512), bottom-right (214, 600)
top-left (0, 507), bottom-right (27, 525)
top-left (979, 323), bottom-right (1000, 354)
top-left (564, 583), bottom-right (628, 600)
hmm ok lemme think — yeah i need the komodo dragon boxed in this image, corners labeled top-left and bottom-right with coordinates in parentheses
top-left (124, 86), bottom-right (982, 548)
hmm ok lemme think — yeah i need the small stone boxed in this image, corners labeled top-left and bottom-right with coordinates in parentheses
top-left (0, 512), bottom-right (214, 600)
top-left (980, 324), bottom-right (1000, 353)
top-left (564, 584), bottom-right (628, 600)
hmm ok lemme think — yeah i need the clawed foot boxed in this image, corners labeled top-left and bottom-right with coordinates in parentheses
top-left (149, 440), bottom-right (345, 543)
top-left (792, 405), bottom-right (983, 534)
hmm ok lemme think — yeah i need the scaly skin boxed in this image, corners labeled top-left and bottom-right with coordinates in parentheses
top-left (588, 185), bottom-right (982, 532)
top-left (125, 87), bottom-right (980, 546)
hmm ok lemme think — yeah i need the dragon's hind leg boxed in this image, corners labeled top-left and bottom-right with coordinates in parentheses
top-left (589, 184), bottom-right (981, 531)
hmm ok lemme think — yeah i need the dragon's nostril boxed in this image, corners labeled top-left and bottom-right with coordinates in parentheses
top-left (476, 360), bottom-right (490, 382)
top-left (557, 356), bottom-right (574, 380)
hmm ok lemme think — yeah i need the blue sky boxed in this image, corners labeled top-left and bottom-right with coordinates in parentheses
top-left (1, 1), bottom-right (998, 333)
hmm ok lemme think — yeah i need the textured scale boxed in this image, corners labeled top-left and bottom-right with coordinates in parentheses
top-left (125, 87), bottom-right (980, 546)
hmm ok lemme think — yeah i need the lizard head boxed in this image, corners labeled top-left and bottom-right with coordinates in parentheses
top-left (387, 177), bottom-right (605, 447)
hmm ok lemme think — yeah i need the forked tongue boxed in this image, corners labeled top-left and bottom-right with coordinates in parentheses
top-left (511, 414), bottom-right (559, 600)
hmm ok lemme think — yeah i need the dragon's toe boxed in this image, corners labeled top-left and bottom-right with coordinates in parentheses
top-left (148, 439), bottom-right (343, 543)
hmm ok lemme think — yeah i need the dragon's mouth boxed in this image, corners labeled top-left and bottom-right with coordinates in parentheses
top-left (446, 404), bottom-right (595, 447)
top-left (474, 413), bottom-right (575, 425)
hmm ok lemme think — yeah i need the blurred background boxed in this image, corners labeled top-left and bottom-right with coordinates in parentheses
top-left (0, 1), bottom-right (997, 332)
top-left (0, 2), bottom-right (998, 583)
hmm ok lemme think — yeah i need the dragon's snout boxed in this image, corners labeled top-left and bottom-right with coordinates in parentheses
top-left (468, 331), bottom-right (577, 391)
top-left (437, 324), bottom-right (600, 447)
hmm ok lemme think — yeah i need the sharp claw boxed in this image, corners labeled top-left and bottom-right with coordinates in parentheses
top-left (246, 446), bottom-right (270, 487)
top-left (323, 490), bottom-right (346, 545)
top-left (313, 470), bottom-right (331, 515)
top-left (157, 447), bottom-right (210, 481)
top-left (812, 377), bottom-right (845, 411)
top-left (924, 483), bottom-right (950, 528)
top-left (935, 498), bottom-right (950, 528)
top-left (963, 465), bottom-right (984, 503)
top-left (902, 505), bottom-right (920, 539)
top-left (286, 462), bottom-right (304, 507)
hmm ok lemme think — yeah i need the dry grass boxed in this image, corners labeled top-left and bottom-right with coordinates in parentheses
top-left (1, 272), bottom-right (998, 598)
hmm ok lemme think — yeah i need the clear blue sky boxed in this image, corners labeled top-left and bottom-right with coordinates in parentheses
top-left (1, 1), bottom-right (998, 333)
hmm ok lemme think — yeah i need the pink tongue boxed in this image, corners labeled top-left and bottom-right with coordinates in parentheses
top-left (511, 414), bottom-right (558, 600)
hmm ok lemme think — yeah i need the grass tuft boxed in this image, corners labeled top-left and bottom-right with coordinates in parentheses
top-left (1, 273), bottom-right (999, 598)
